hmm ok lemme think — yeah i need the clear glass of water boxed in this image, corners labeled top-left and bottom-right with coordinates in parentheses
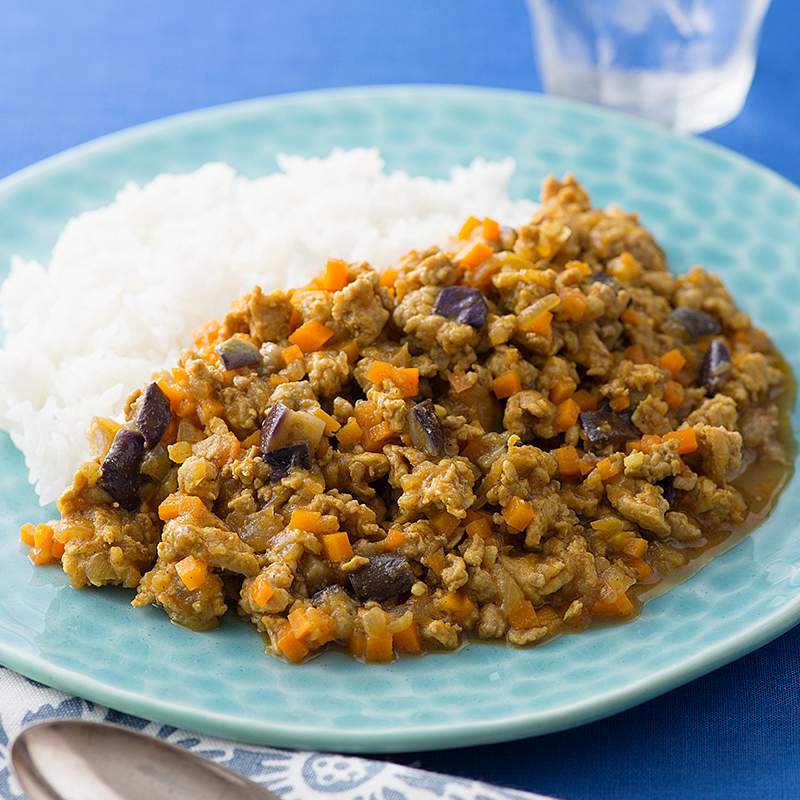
top-left (525, 0), bottom-right (773, 134)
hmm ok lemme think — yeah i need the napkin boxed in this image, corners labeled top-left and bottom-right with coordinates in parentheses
top-left (0, 666), bottom-right (555, 800)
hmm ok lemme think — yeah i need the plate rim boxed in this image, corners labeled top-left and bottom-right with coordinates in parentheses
top-left (1, 82), bottom-right (799, 753)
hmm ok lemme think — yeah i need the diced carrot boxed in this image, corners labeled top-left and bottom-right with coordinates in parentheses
top-left (364, 634), bottom-right (394, 663)
top-left (380, 266), bottom-right (399, 287)
top-left (392, 367), bottom-right (419, 398)
top-left (664, 380), bottom-right (685, 411)
top-left (627, 558), bottom-right (654, 581)
top-left (290, 509), bottom-right (324, 532)
top-left (364, 361), bottom-right (419, 398)
top-left (322, 531), bottom-right (353, 563)
top-left (20, 523), bottom-right (36, 547)
top-left (595, 457), bottom-right (621, 481)
top-left (459, 438), bottom-right (486, 460)
top-left (175, 555), bottom-right (207, 591)
top-left (458, 215), bottom-right (482, 239)
top-left (578, 459), bottom-right (594, 476)
top-left (24, 522), bottom-right (63, 565)
top-left (622, 537), bottom-right (649, 559)
top-left (572, 389), bottom-right (598, 412)
top-left (659, 348), bottom-right (687, 378)
top-left (593, 591), bottom-right (635, 617)
top-left (28, 547), bottom-right (52, 566)
top-left (288, 607), bottom-right (314, 640)
top-left (362, 420), bottom-right (396, 452)
top-left (557, 287), bottom-right (588, 322)
top-left (430, 510), bottom-right (460, 536)
top-left (335, 418), bottom-right (363, 448)
top-left (158, 494), bottom-right (207, 521)
top-left (491, 372), bottom-right (522, 399)
top-left (624, 344), bottom-right (646, 364)
top-left (482, 217), bottom-right (500, 242)
top-left (521, 310), bottom-right (553, 337)
top-left (313, 406), bottom-right (341, 434)
top-left (354, 400), bottom-right (381, 431)
top-left (663, 426), bottom-right (698, 454)
top-left (50, 537), bottom-right (65, 560)
top-left (638, 434), bottom-right (663, 454)
top-left (383, 528), bottom-right (405, 549)
top-left (197, 398), bottom-right (226, 426)
top-left (448, 371), bottom-right (473, 394)
top-left (320, 258), bottom-right (349, 292)
top-left (507, 598), bottom-right (539, 630)
top-left (197, 430), bottom-right (239, 468)
top-left (191, 319), bottom-right (221, 348)
top-left (555, 397), bottom-right (581, 430)
top-left (427, 549), bottom-right (446, 575)
top-left (620, 307), bottom-right (639, 325)
top-left (457, 242), bottom-right (494, 269)
top-left (502, 497), bottom-right (536, 532)
top-left (288, 309), bottom-right (303, 331)
top-left (249, 574), bottom-right (275, 607)
top-left (393, 623), bottom-right (422, 654)
top-left (553, 445), bottom-right (583, 477)
top-left (276, 622), bottom-right (309, 664)
top-left (282, 344), bottom-right (305, 365)
top-left (465, 516), bottom-right (493, 540)
top-left (609, 394), bottom-right (630, 412)
top-left (439, 589), bottom-right (477, 624)
top-left (549, 380), bottom-right (577, 404)
top-left (288, 319), bottom-right (334, 353)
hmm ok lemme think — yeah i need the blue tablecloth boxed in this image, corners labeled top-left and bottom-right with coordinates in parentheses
top-left (1, 2), bottom-right (799, 799)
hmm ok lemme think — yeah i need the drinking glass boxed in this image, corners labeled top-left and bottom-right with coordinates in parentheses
top-left (525, 0), bottom-right (773, 133)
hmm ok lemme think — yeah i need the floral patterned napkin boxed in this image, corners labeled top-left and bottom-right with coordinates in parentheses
top-left (0, 666), bottom-right (554, 800)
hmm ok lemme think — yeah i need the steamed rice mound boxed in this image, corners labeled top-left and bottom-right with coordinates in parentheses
top-left (0, 148), bottom-right (536, 505)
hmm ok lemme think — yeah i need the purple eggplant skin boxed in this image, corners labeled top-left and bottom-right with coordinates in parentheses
top-left (433, 286), bottom-right (488, 328)
top-left (348, 554), bottom-right (415, 602)
top-left (97, 429), bottom-right (146, 511)
top-left (579, 409), bottom-right (640, 445)
top-left (665, 307), bottom-right (721, 339)
top-left (259, 402), bottom-right (291, 454)
top-left (214, 337), bottom-right (261, 371)
top-left (263, 442), bottom-right (312, 480)
top-left (699, 338), bottom-right (732, 395)
top-left (135, 382), bottom-right (172, 449)
top-left (409, 399), bottom-right (445, 458)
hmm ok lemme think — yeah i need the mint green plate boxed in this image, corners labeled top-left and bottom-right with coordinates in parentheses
top-left (1, 86), bottom-right (799, 754)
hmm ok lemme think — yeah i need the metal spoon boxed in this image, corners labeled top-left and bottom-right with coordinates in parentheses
top-left (11, 720), bottom-right (281, 800)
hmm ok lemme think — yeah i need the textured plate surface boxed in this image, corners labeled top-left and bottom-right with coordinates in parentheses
top-left (1, 85), bottom-right (799, 754)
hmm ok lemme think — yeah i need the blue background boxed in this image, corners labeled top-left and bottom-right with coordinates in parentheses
top-left (1, 2), bottom-right (799, 799)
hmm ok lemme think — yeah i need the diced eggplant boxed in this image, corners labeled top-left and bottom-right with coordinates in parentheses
top-left (699, 338), bottom-right (732, 395)
top-left (409, 399), bottom-right (445, 458)
top-left (259, 402), bottom-right (292, 453)
top-left (579, 410), bottom-right (640, 445)
top-left (589, 272), bottom-right (623, 292)
top-left (97, 429), bottom-right (146, 512)
top-left (263, 442), bottom-right (312, 480)
top-left (214, 337), bottom-right (261, 371)
top-left (259, 402), bottom-right (325, 455)
top-left (348, 554), bottom-right (415, 602)
top-left (135, 382), bottom-right (172, 449)
top-left (657, 476), bottom-right (675, 508)
top-left (433, 286), bottom-right (488, 328)
top-left (499, 227), bottom-right (517, 250)
top-left (665, 307), bottom-right (721, 339)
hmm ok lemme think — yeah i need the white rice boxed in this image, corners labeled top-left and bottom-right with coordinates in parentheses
top-left (0, 147), bottom-right (537, 506)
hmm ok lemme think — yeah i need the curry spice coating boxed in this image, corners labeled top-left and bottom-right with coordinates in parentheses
top-left (27, 175), bottom-right (792, 663)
